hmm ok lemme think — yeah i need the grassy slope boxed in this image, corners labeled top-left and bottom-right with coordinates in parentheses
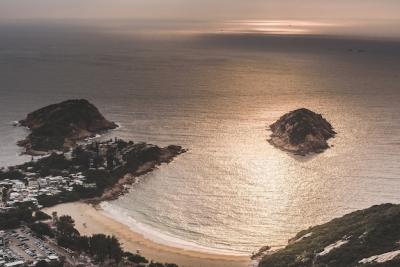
top-left (259, 204), bottom-right (400, 267)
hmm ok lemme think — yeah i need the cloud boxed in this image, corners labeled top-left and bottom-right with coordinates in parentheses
top-left (1, 0), bottom-right (400, 20)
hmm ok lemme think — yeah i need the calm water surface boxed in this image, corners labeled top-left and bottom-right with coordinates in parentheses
top-left (1, 22), bottom-right (400, 254)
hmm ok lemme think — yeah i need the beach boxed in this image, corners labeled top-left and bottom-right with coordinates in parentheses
top-left (43, 202), bottom-right (252, 267)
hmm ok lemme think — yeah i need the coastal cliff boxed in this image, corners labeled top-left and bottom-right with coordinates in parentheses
top-left (268, 108), bottom-right (336, 155)
top-left (18, 99), bottom-right (118, 154)
top-left (258, 204), bottom-right (400, 267)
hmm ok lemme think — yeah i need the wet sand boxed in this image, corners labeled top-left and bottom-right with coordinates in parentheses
top-left (43, 202), bottom-right (252, 267)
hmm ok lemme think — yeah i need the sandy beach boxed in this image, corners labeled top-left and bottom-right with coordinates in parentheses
top-left (43, 202), bottom-right (252, 267)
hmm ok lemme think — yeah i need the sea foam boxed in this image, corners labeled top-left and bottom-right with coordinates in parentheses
top-left (100, 201), bottom-right (248, 256)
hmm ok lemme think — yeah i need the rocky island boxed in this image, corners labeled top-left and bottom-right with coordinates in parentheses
top-left (17, 99), bottom-right (118, 155)
top-left (268, 108), bottom-right (336, 155)
top-left (258, 203), bottom-right (400, 267)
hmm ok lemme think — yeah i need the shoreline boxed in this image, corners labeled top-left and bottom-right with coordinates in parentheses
top-left (99, 201), bottom-right (250, 257)
top-left (86, 145), bottom-right (187, 204)
top-left (43, 202), bottom-right (252, 267)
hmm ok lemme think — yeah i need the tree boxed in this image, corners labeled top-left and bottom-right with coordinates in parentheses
top-left (0, 206), bottom-right (33, 229)
top-left (56, 215), bottom-right (79, 237)
top-left (106, 148), bottom-right (115, 170)
top-left (84, 169), bottom-right (115, 190)
top-left (0, 169), bottom-right (25, 181)
top-left (29, 222), bottom-right (54, 238)
top-left (148, 262), bottom-right (178, 267)
top-left (2, 187), bottom-right (10, 202)
top-left (148, 261), bottom-right (165, 267)
top-left (52, 211), bottom-right (58, 223)
top-left (88, 234), bottom-right (123, 263)
top-left (108, 235), bottom-right (123, 263)
top-left (75, 235), bottom-right (90, 252)
top-left (56, 215), bottom-right (80, 247)
top-left (123, 251), bottom-right (149, 264)
top-left (34, 210), bottom-right (52, 221)
top-left (35, 260), bottom-right (49, 267)
top-left (72, 146), bottom-right (90, 168)
top-left (89, 234), bottom-right (109, 262)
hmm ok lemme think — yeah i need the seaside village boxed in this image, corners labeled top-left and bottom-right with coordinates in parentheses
top-left (0, 141), bottom-right (106, 267)
top-left (0, 170), bottom-right (92, 211)
top-left (0, 139), bottom-right (174, 267)
top-left (0, 138), bottom-right (162, 211)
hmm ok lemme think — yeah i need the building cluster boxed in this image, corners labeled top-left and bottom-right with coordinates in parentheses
top-left (0, 139), bottom-right (149, 213)
top-left (0, 170), bottom-right (95, 212)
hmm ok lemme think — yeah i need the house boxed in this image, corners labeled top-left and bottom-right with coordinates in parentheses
top-left (4, 260), bottom-right (25, 267)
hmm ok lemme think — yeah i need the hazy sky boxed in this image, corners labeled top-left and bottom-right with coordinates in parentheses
top-left (1, 0), bottom-right (400, 21)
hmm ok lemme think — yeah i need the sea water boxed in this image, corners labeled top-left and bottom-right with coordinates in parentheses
top-left (1, 20), bottom-right (400, 254)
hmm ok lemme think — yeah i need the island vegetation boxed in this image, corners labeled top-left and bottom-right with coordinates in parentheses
top-left (17, 99), bottom-right (118, 155)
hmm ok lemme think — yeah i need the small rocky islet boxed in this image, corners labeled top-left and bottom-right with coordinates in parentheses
top-left (268, 108), bottom-right (336, 155)
top-left (17, 99), bottom-right (118, 155)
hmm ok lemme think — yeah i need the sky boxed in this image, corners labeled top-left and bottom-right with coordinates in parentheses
top-left (1, 0), bottom-right (400, 21)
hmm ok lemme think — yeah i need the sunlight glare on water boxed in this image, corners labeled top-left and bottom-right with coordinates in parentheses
top-left (221, 20), bottom-right (337, 35)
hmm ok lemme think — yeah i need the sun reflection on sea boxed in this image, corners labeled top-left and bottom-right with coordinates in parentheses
top-left (220, 20), bottom-right (337, 35)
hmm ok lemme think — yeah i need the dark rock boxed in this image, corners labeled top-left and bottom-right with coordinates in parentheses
top-left (18, 99), bottom-right (117, 154)
top-left (251, 246), bottom-right (271, 260)
top-left (122, 143), bottom-right (162, 170)
top-left (268, 108), bottom-right (336, 155)
top-left (122, 143), bottom-right (186, 171)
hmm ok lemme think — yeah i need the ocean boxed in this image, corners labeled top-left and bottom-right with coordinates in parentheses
top-left (1, 20), bottom-right (400, 255)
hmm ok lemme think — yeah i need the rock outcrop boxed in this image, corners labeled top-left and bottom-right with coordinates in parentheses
top-left (268, 108), bottom-right (336, 155)
top-left (18, 99), bottom-right (117, 154)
